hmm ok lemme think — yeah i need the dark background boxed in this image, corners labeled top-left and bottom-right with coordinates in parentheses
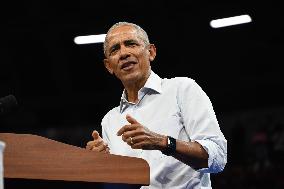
top-left (1, 1), bottom-right (284, 188)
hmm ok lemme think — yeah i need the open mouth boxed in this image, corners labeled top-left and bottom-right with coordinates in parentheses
top-left (121, 61), bottom-right (137, 70)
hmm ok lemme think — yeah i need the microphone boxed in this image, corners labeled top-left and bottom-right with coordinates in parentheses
top-left (0, 95), bottom-right (18, 115)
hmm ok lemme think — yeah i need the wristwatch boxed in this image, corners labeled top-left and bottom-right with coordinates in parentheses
top-left (161, 136), bottom-right (176, 156)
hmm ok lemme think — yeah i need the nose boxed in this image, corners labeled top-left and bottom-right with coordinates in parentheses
top-left (119, 45), bottom-right (130, 60)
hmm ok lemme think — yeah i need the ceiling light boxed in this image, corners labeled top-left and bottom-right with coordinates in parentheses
top-left (210, 14), bottom-right (252, 28)
top-left (74, 34), bottom-right (106, 44)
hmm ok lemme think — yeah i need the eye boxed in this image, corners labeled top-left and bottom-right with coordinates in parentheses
top-left (109, 45), bottom-right (120, 56)
top-left (109, 49), bottom-right (117, 56)
top-left (128, 42), bottom-right (136, 46)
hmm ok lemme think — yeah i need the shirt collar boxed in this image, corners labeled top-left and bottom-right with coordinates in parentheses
top-left (120, 70), bottom-right (162, 112)
top-left (143, 70), bottom-right (162, 94)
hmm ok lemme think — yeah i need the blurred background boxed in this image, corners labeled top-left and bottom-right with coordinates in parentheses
top-left (1, 1), bottom-right (284, 188)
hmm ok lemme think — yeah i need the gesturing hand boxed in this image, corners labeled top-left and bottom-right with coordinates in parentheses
top-left (117, 114), bottom-right (167, 150)
top-left (86, 130), bottom-right (110, 153)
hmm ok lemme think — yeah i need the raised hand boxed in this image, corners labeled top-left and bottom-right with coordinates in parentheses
top-left (86, 130), bottom-right (110, 153)
top-left (117, 114), bottom-right (167, 150)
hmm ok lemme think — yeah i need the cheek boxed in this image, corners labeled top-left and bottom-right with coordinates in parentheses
top-left (108, 58), bottom-right (119, 69)
top-left (137, 50), bottom-right (150, 62)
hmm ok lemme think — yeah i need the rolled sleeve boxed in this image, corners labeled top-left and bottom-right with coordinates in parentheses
top-left (195, 139), bottom-right (227, 173)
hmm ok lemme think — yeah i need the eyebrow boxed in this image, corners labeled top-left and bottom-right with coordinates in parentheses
top-left (108, 39), bottom-right (140, 55)
top-left (124, 39), bottom-right (139, 45)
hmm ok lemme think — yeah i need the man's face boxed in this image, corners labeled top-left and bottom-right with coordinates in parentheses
top-left (104, 25), bottom-right (156, 85)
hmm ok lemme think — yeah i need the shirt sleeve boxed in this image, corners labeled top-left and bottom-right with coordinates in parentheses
top-left (177, 78), bottom-right (227, 173)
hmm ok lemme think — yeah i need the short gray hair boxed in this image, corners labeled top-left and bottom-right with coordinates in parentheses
top-left (103, 22), bottom-right (150, 56)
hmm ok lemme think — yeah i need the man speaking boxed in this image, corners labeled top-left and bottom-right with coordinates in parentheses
top-left (86, 22), bottom-right (227, 188)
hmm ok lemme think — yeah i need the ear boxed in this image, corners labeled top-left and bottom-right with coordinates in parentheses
top-left (104, 58), bottom-right (114, 74)
top-left (148, 44), bottom-right (157, 62)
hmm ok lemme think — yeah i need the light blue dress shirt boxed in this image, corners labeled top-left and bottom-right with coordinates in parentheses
top-left (101, 71), bottom-right (227, 189)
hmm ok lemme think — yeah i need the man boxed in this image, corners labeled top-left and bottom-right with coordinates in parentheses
top-left (86, 22), bottom-right (227, 188)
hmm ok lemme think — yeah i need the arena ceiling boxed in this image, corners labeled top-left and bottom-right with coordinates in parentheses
top-left (1, 1), bottom-right (283, 128)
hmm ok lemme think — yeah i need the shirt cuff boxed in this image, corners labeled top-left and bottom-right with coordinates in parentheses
top-left (194, 139), bottom-right (226, 173)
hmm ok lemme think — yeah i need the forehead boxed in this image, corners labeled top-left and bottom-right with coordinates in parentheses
top-left (107, 25), bottom-right (141, 45)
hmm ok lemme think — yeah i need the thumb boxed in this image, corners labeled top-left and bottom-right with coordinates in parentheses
top-left (92, 130), bottom-right (100, 140)
top-left (126, 114), bottom-right (138, 124)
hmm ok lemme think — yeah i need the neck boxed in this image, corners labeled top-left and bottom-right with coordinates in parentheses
top-left (123, 71), bottom-right (151, 103)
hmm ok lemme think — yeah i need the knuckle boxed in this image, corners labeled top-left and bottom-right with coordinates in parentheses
top-left (138, 127), bottom-right (145, 133)
top-left (91, 147), bottom-right (98, 152)
top-left (97, 141), bottom-right (104, 147)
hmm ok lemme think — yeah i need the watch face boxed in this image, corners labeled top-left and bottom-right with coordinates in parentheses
top-left (162, 136), bottom-right (176, 156)
top-left (167, 137), bottom-right (171, 145)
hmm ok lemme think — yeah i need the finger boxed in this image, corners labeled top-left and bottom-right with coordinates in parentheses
top-left (130, 135), bottom-right (156, 150)
top-left (125, 137), bottom-right (134, 146)
top-left (92, 130), bottom-right (100, 140)
top-left (92, 143), bottom-right (108, 152)
top-left (86, 138), bottom-right (104, 149)
top-left (121, 129), bottom-right (142, 141)
top-left (125, 135), bottom-right (147, 146)
top-left (87, 140), bottom-right (95, 146)
top-left (126, 114), bottom-right (139, 124)
top-left (131, 141), bottom-right (148, 150)
top-left (86, 142), bottom-right (93, 150)
top-left (131, 135), bottom-right (149, 143)
top-left (86, 141), bottom-right (95, 150)
top-left (105, 147), bottom-right (110, 153)
top-left (117, 124), bottom-right (137, 136)
top-left (94, 139), bottom-right (104, 147)
top-left (125, 135), bottom-right (145, 146)
top-left (131, 142), bottom-right (143, 149)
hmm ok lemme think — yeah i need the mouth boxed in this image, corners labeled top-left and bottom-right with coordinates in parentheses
top-left (120, 61), bottom-right (137, 71)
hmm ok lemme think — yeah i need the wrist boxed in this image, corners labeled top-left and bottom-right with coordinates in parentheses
top-left (160, 135), bottom-right (168, 151)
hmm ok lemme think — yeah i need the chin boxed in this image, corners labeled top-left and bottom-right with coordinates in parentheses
top-left (120, 71), bottom-right (142, 83)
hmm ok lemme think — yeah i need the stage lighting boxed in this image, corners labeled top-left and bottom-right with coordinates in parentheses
top-left (210, 14), bottom-right (252, 28)
top-left (74, 34), bottom-right (106, 44)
